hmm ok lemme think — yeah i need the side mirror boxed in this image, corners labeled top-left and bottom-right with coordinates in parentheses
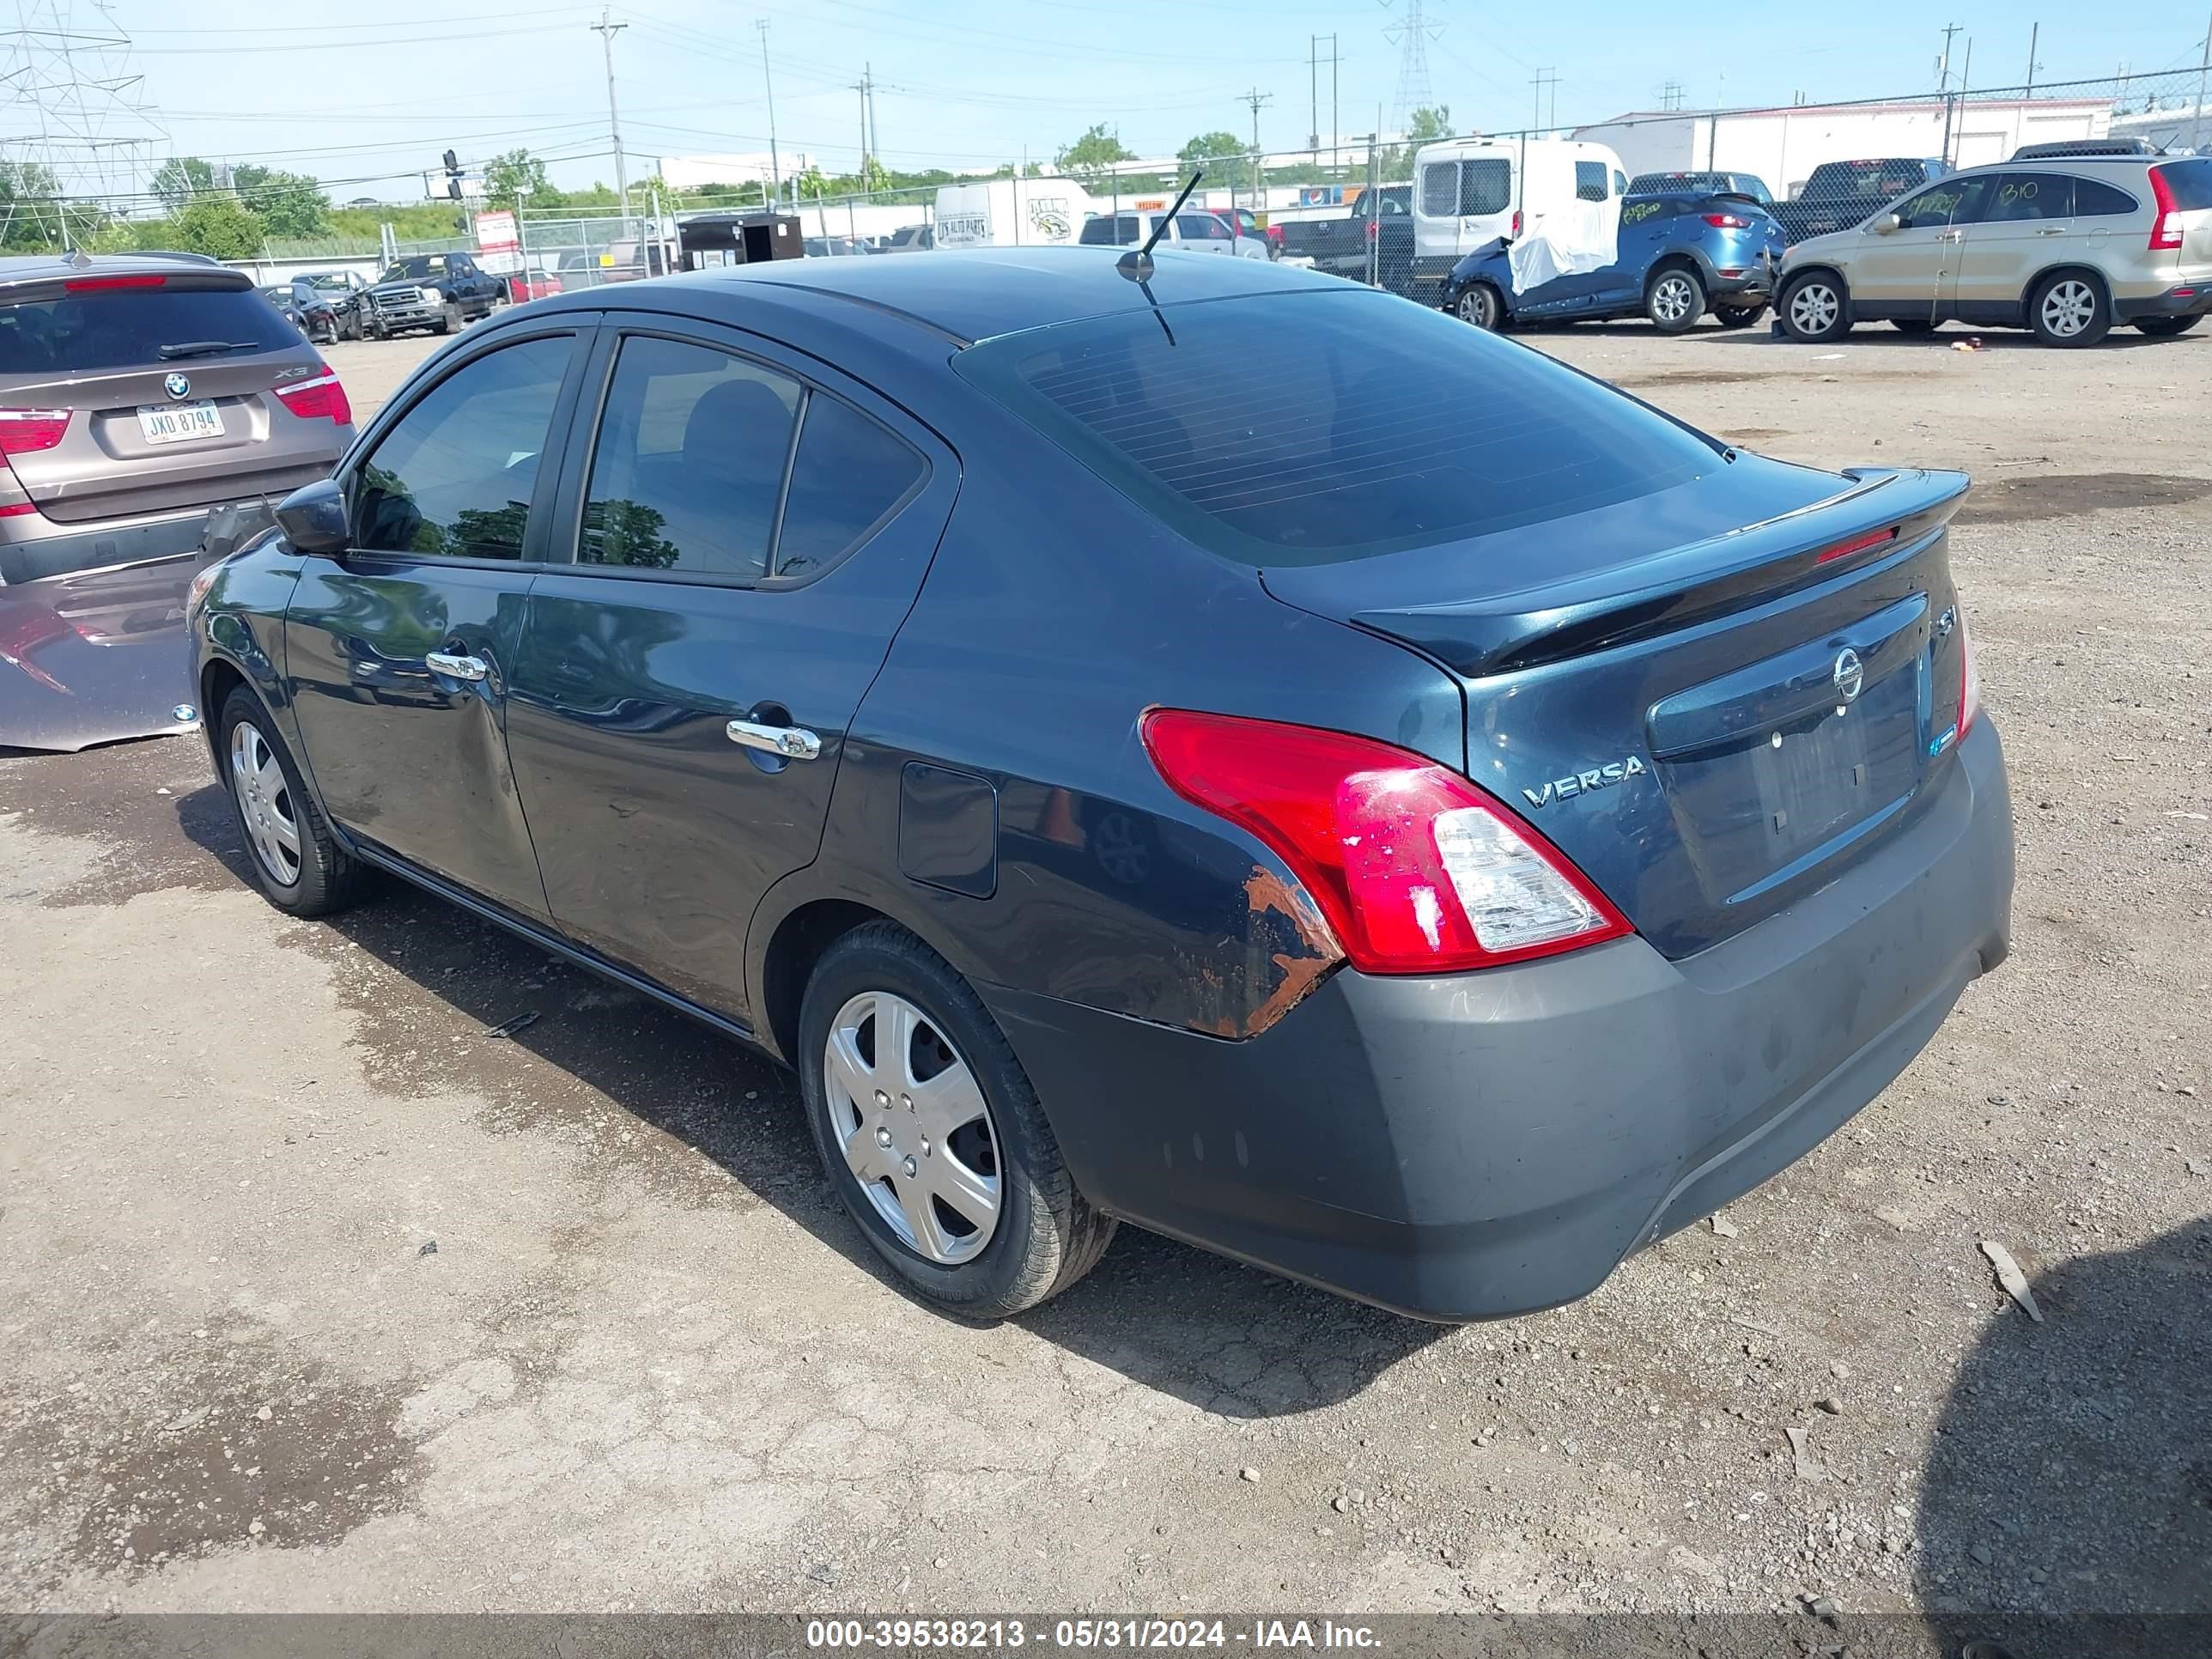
top-left (274, 477), bottom-right (349, 556)
top-left (1874, 211), bottom-right (1905, 234)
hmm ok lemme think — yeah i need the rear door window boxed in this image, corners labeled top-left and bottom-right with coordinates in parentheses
top-left (1419, 162), bottom-right (1458, 216)
top-left (956, 287), bottom-right (1715, 568)
top-left (1984, 173), bottom-right (2073, 221)
top-left (1457, 159), bottom-right (1512, 215)
top-left (1176, 212), bottom-right (1230, 241)
top-left (350, 334), bottom-right (574, 560)
top-left (0, 281), bottom-right (298, 376)
top-left (2072, 176), bottom-right (2142, 216)
top-left (579, 334), bottom-right (800, 580)
top-left (774, 395), bottom-right (927, 580)
top-left (1575, 161), bottom-right (1609, 203)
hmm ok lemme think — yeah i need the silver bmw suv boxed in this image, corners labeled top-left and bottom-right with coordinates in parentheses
top-left (1776, 153), bottom-right (2212, 347)
top-left (0, 253), bottom-right (353, 749)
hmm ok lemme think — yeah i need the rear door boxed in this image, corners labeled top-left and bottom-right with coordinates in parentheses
top-left (284, 322), bottom-right (592, 917)
top-left (1954, 172), bottom-right (2075, 319)
top-left (502, 319), bottom-right (957, 1021)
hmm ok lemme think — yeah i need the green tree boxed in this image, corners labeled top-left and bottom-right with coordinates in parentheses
top-left (150, 156), bottom-right (216, 211)
top-left (1054, 123), bottom-right (1133, 185)
top-left (170, 195), bottom-right (264, 260)
top-left (0, 161), bottom-right (66, 250)
top-left (233, 165), bottom-right (328, 238)
top-left (1407, 105), bottom-right (1452, 143)
top-left (482, 148), bottom-right (555, 215)
top-left (1178, 131), bottom-right (1244, 166)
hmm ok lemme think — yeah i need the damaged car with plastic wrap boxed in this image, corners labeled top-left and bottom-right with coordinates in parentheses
top-left (185, 245), bottom-right (2014, 1322)
top-left (1, 254), bottom-right (353, 750)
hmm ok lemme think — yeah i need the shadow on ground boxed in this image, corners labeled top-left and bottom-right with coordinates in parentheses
top-left (170, 780), bottom-right (1445, 1419)
top-left (1911, 1218), bottom-right (2212, 1658)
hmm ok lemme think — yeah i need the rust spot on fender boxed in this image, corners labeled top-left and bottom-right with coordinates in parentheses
top-left (1240, 866), bottom-right (1344, 1036)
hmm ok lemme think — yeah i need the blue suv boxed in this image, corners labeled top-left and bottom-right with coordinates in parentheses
top-left (1443, 191), bottom-right (1788, 333)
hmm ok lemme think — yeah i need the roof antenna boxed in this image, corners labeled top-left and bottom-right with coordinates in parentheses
top-left (1117, 164), bottom-right (1205, 282)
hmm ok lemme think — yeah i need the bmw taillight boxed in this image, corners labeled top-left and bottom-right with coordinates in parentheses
top-left (1141, 709), bottom-right (1631, 975)
top-left (0, 407), bottom-right (71, 455)
top-left (273, 368), bottom-right (352, 426)
top-left (1704, 212), bottom-right (1752, 228)
top-left (2148, 166), bottom-right (2183, 252)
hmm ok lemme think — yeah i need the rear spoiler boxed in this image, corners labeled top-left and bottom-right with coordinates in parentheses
top-left (1338, 468), bottom-right (1972, 678)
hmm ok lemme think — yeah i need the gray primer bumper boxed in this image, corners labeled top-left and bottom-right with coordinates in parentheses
top-left (985, 719), bottom-right (2014, 1322)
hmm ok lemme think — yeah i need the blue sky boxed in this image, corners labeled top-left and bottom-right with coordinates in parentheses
top-left (56, 0), bottom-right (2212, 201)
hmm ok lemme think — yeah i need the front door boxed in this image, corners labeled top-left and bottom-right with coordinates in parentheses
top-left (502, 322), bottom-right (957, 1021)
top-left (1847, 176), bottom-right (1989, 321)
top-left (283, 325), bottom-right (591, 917)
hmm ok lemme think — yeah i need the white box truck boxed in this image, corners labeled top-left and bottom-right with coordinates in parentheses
top-left (933, 179), bottom-right (1101, 250)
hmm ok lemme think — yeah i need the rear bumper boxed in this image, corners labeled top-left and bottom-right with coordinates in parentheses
top-left (987, 718), bottom-right (2014, 1322)
top-left (2114, 284), bottom-right (2212, 321)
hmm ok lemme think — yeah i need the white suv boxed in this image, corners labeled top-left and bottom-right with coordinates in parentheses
top-left (1775, 155), bottom-right (2212, 347)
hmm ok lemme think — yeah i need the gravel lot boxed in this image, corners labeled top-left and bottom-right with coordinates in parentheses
top-left (2, 312), bottom-right (2207, 1632)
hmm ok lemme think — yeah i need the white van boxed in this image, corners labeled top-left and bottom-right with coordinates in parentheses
top-left (933, 179), bottom-right (1099, 250)
top-left (1409, 137), bottom-right (1628, 300)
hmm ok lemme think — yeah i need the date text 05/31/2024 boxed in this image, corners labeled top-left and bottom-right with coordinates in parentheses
top-left (804, 1620), bottom-right (1382, 1650)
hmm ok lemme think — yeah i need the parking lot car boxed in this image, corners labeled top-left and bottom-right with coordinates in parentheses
top-left (1627, 169), bottom-right (1776, 206)
top-left (360, 252), bottom-right (503, 337)
top-left (1276, 185), bottom-right (1414, 292)
top-left (188, 250), bottom-right (2013, 1322)
top-left (1771, 157), bottom-right (1949, 245)
top-left (1, 254), bottom-right (353, 750)
top-left (295, 269), bottom-right (372, 339)
top-left (1778, 155), bottom-right (2212, 347)
top-left (1079, 210), bottom-right (1268, 258)
top-left (1207, 205), bottom-right (1276, 258)
top-left (1444, 190), bottom-right (1785, 331)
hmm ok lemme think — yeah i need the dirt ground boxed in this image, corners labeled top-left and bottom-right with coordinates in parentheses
top-left (2, 312), bottom-right (2207, 1627)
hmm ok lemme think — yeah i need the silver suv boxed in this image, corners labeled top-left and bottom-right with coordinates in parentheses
top-left (1776, 155), bottom-right (2212, 346)
top-left (0, 254), bottom-right (353, 750)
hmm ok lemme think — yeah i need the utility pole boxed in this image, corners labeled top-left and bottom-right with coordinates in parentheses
top-left (2023, 21), bottom-right (2039, 98)
top-left (1243, 87), bottom-right (1272, 210)
top-left (2197, 11), bottom-right (2210, 149)
top-left (592, 9), bottom-right (631, 227)
top-left (1310, 36), bottom-right (1318, 157)
top-left (1936, 22), bottom-right (1962, 168)
top-left (1530, 68), bottom-right (1559, 133)
top-left (867, 65), bottom-right (880, 169)
top-left (757, 20), bottom-right (781, 200)
top-left (853, 64), bottom-right (872, 183)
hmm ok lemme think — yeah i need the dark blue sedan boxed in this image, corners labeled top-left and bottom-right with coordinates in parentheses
top-left (1443, 191), bottom-right (1788, 332)
top-left (185, 249), bottom-right (2012, 1322)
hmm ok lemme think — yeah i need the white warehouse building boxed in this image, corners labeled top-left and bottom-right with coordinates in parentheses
top-left (1573, 98), bottom-right (2112, 198)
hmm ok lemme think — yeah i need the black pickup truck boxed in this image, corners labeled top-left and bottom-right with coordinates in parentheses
top-left (1275, 185), bottom-right (1415, 295)
top-left (359, 251), bottom-right (504, 337)
top-left (1771, 158), bottom-right (1950, 244)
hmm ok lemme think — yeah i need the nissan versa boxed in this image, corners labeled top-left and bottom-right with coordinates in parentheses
top-left (186, 250), bottom-right (2014, 1322)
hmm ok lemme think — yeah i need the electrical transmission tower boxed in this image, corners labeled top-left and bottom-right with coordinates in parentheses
top-left (1, 0), bottom-right (166, 246)
top-left (1381, 0), bottom-right (1443, 135)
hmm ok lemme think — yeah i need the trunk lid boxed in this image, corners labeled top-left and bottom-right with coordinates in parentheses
top-left (0, 271), bottom-right (337, 522)
top-left (1261, 458), bottom-right (1976, 957)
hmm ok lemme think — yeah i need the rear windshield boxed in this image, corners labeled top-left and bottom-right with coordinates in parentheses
top-left (0, 282), bottom-right (298, 375)
top-left (2155, 158), bottom-right (2212, 210)
top-left (956, 288), bottom-right (1717, 567)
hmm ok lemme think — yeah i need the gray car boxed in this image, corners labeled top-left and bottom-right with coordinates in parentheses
top-left (0, 254), bottom-right (353, 750)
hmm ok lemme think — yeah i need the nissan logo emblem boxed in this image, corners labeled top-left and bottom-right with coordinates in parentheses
top-left (1832, 647), bottom-right (1864, 702)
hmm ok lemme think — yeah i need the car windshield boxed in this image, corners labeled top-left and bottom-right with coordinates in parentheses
top-left (957, 287), bottom-right (1717, 567)
top-left (0, 283), bottom-right (300, 374)
top-left (304, 273), bottom-right (354, 290)
top-left (379, 257), bottom-right (448, 282)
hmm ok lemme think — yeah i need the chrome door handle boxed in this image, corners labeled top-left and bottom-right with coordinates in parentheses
top-left (2034, 226), bottom-right (2066, 235)
top-left (425, 651), bottom-right (487, 682)
top-left (726, 719), bottom-right (821, 760)
top-left (1935, 230), bottom-right (1963, 243)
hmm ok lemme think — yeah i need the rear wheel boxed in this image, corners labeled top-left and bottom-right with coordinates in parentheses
top-left (1713, 302), bottom-right (1766, 329)
top-left (1891, 318), bottom-right (1939, 335)
top-left (1455, 283), bottom-right (1502, 330)
top-left (2134, 314), bottom-right (2202, 337)
top-left (1779, 271), bottom-right (1851, 343)
top-left (1645, 266), bottom-right (1705, 334)
top-left (2028, 272), bottom-right (2110, 347)
top-left (217, 686), bottom-right (371, 919)
top-left (799, 921), bottom-right (1114, 1319)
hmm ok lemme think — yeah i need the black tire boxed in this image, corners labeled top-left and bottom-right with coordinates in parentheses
top-left (1714, 302), bottom-right (1766, 329)
top-left (216, 685), bottom-right (371, 919)
top-left (2027, 270), bottom-right (2111, 348)
top-left (434, 304), bottom-right (458, 336)
top-left (799, 921), bottom-right (1115, 1319)
top-left (1645, 265), bottom-right (1705, 334)
top-left (1779, 270), bottom-right (1852, 343)
top-left (1891, 318), bottom-right (1939, 335)
top-left (1454, 282), bottom-right (1503, 330)
top-left (2135, 314), bottom-right (2202, 337)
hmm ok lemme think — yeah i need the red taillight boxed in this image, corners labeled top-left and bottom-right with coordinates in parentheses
top-left (0, 407), bottom-right (71, 455)
top-left (64, 273), bottom-right (166, 292)
top-left (1703, 212), bottom-right (1753, 228)
top-left (1267, 222), bottom-right (1285, 246)
top-left (1957, 610), bottom-right (1981, 738)
top-left (2148, 166), bottom-right (2184, 252)
top-left (0, 501), bottom-right (39, 518)
top-left (1510, 209), bottom-right (1523, 237)
top-left (273, 368), bottom-right (352, 426)
top-left (1141, 709), bottom-right (1632, 975)
top-left (1814, 526), bottom-right (1899, 564)
top-left (1364, 216), bottom-right (1379, 241)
